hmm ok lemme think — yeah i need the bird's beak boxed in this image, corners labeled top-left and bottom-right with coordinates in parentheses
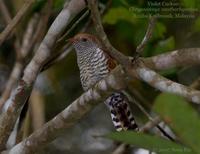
top-left (67, 37), bottom-right (75, 43)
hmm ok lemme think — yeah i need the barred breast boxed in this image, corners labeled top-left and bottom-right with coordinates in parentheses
top-left (78, 48), bottom-right (109, 91)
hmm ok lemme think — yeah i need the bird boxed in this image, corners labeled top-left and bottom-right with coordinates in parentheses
top-left (69, 33), bottom-right (138, 131)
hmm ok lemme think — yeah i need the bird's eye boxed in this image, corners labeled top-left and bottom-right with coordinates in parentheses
top-left (81, 38), bottom-right (87, 42)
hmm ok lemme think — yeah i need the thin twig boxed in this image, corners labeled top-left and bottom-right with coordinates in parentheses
top-left (136, 17), bottom-right (156, 54)
top-left (41, 44), bottom-right (72, 71)
top-left (140, 116), bottom-right (161, 132)
top-left (1, 0), bottom-right (200, 153)
top-left (0, 14), bottom-right (39, 111)
top-left (31, 0), bottom-right (53, 46)
top-left (57, 10), bottom-right (90, 43)
top-left (131, 98), bottom-right (175, 141)
top-left (0, 0), bottom-right (12, 24)
top-left (125, 90), bottom-right (175, 142)
top-left (20, 13), bottom-right (39, 58)
top-left (88, 0), bottom-right (130, 67)
top-left (0, 0), bottom-right (36, 45)
top-left (0, 62), bottom-right (23, 110)
top-left (0, 0), bottom-right (21, 55)
top-left (88, 8), bottom-right (200, 154)
top-left (43, 0), bottom-right (114, 71)
top-left (88, 0), bottom-right (200, 104)
top-left (42, 10), bottom-right (89, 71)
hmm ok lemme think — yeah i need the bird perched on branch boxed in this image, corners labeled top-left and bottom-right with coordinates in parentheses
top-left (70, 33), bottom-right (138, 131)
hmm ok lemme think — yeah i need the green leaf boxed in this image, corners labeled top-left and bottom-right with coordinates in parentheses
top-left (154, 36), bottom-right (175, 55)
top-left (193, 17), bottom-right (200, 32)
top-left (53, 0), bottom-right (65, 10)
top-left (133, 20), bottom-right (147, 44)
top-left (160, 68), bottom-right (178, 77)
top-left (181, 0), bottom-right (196, 8)
top-left (153, 22), bottom-right (167, 39)
top-left (32, 0), bottom-right (47, 12)
top-left (107, 131), bottom-right (190, 154)
top-left (154, 93), bottom-right (200, 153)
top-left (103, 7), bottom-right (137, 25)
top-left (181, 0), bottom-right (200, 12)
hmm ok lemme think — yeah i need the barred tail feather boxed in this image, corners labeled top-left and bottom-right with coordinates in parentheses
top-left (105, 92), bottom-right (138, 131)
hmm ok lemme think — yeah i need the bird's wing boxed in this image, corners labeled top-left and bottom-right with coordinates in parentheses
top-left (100, 47), bottom-right (117, 72)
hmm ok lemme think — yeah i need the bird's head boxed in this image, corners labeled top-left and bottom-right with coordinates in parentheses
top-left (68, 33), bottom-right (101, 53)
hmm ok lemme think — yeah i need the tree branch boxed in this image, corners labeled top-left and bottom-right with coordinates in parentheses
top-left (0, 14), bottom-right (39, 110)
top-left (0, 0), bottom-right (36, 45)
top-left (0, 0), bottom-right (86, 150)
top-left (143, 48), bottom-right (200, 71)
top-left (3, 54), bottom-right (200, 152)
top-left (4, 66), bottom-right (126, 154)
top-left (136, 16), bottom-right (156, 54)
top-left (130, 65), bottom-right (200, 104)
top-left (0, 0), bottom-right (12, 24)
top-left (140, 116), bottom-right (161, 132)
top-left (128, 94), bottom-right (175, 141)
top-left (5, 58), bottom-right (200, 152)
top-left (88, 0), bottom-right (130, 67)
top-left (1, 0), bottom-right (199, 152)
top-left (88, 0), bottom-right (200, 104)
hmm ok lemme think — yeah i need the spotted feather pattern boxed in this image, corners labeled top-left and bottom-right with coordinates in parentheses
top-left (105, 92), bottom-right (138, 131)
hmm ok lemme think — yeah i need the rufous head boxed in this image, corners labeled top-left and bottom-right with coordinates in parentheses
top-left (69, 33), bottom-right (102, 54)
top-left (69, 33), bottom-right (99, 44)
top-left (69, 33), bottom-right (102, 47)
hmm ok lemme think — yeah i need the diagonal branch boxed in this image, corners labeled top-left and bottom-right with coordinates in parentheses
top-left (1, 0), bottom-right (200, 152)
top-left (0, 14), bottom-right (39, 111)
top-left (128, 94), bottom-right (175, 141)
top-left (0, 0), bottom-right (36, 45)
top-left (4, 66), bottom-right (126, 154)
top-left (88, 0), bottom-right (200, 104)
top-left (0, 0), bottom-right (199, 153)
top-left (0, 0), bottom-right (86, 150)
top-left (5, 60), bottom-right (200, 152)
top-left (3, 56), bottom-right (200, 152)
top-left (0, 0), bottom-right (12, 24)
top-left (136, 16), bottom-right (156, 54)
top-left (140, 116), bottom-right (161, 132)
top-left (88, 0), bottom-right (130, 67)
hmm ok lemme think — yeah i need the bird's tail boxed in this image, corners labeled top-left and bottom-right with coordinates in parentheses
top-left (105, 92), bottom-right (138, 131)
